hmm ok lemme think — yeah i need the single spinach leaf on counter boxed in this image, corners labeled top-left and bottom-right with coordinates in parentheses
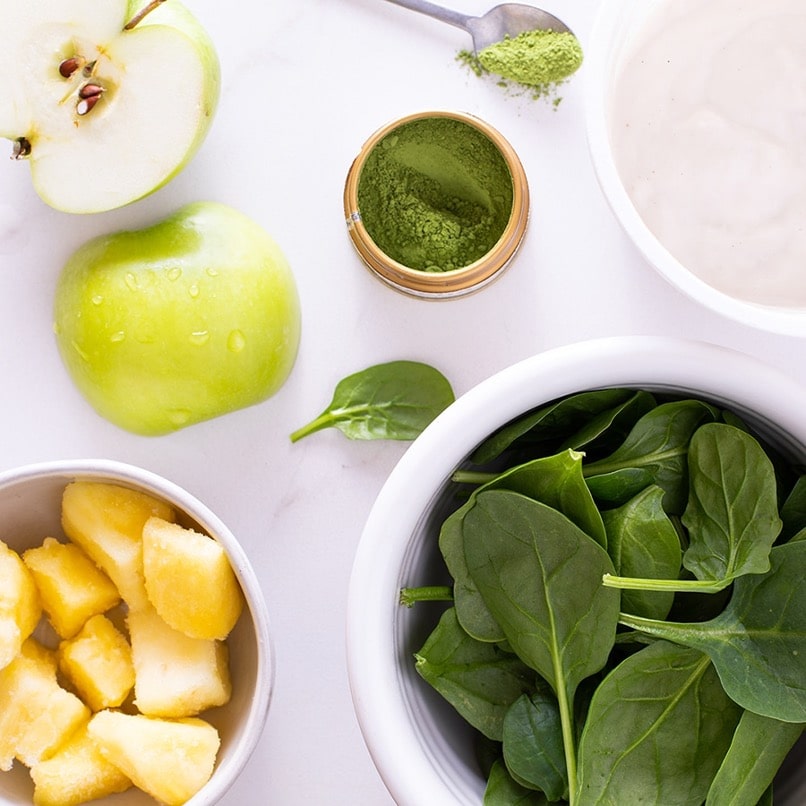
top-left (618, 541), bottom-right (806, 723)
top-left (484, 759), bottom-right (554, 805)
top-left (470, 389), bottom-right (636, 465)
top-left (602, 485), bottom-right (682, 619)
top-left (413, 607), bottom-right (534, 742)
top-left (575, 641), bottom-right (741, 806)
top-left (462, 489), bottom-right (620, 797)
top-left (289, 360), bottom-right (454, 442)
top-left (584, 399), bottom-right (718, 511)
top-left (502, 684), bottom-right (568, 800)
top-left (441, 451), bottom-right (606, 644)
top-left (705, 709), bottom-right (804, 806)
top-left (682, 423), bottom-right (782, 584)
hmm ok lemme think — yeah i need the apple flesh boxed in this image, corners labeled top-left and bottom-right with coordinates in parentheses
top-left (0, 0), bottom-right (219, 213)
top-left (54, 202), bottom-right (302, 435)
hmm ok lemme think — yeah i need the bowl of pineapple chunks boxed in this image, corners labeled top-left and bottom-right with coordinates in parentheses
top-left (0, 459), bottom-right (273, 806)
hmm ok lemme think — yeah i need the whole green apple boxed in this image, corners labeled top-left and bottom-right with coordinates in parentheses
top-left (54, 202), bottom-right (301, 435)
top-left (0, 0), bottom-right (220, 213)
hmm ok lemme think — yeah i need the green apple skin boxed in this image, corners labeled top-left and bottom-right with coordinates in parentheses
top-left (54, 202), bottom-right (301, 435)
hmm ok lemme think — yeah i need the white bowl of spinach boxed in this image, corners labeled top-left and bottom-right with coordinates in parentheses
top-left (346, 336), bottom-right (806, 806)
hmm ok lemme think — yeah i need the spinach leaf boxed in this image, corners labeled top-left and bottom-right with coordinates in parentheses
top-left (502, 685), bottom-right (567, 800)
top-left (602, 485), bottom-right (681, 619)
top-left (441, 451), bottom-right (607, 644)
top-left (558, 390), bottom-right (656, 454)
top-left (289, 360), bottom-right (454, 442)
top-left (755, 785), bottom-right (774, 806)
top-left (471, 389), bottom-right (636, 465)
top-left (484, 759), bottom-right (554, 805)
top-left (462, 489), bottom-right (620, 797)
top-left (413, 608), bottom-right (534, 742)
top-left (780, 475), bottom-right (806, 541)
top-left (584, 399), bottom-right (718, 511)
top-left (618, 542), bottom-right (806, 722)
top-left (682, 423), bottom-right (781, 584)
top-left (576, 641), bottom-right (741, 806)
top-left (705, 710), bottom-right (804, 806)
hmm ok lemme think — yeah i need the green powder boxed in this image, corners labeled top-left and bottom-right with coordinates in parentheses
top-left (458, 28), bottom-right (583, 103)
top-left (356, 117), bottom-right (513, 273)
top-left (479, 29), bottom-right (583, 85)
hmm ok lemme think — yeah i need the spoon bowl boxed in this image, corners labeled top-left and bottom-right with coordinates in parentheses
top-left (384, 0), bottom-right (572, 53)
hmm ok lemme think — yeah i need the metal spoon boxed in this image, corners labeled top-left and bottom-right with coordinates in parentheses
top-left (382, 0), bottom-right (573, 53)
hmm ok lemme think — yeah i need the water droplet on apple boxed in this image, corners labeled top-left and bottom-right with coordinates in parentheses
top-left (189, 330), bottom-right (210, 346)
top-left (71, 341), bottom-right (90, 362)
top-left (91, 294), bottom-right (104, 306)
top-left (125, 272), bottom-right (139, 291)
top-left (135, 329), bottom-right (155, 344)
top-left (188, 283), bottom-right (200, 298)
top-left (227, 330), bottom-right (246, 353)
top-left (206, 267), bottom-right (219, 277)
top-left (110, 331), bottom-right (126, 343)
top-left (167, 267), bottom-right (182, 281)
top-left (167, 409), bottom-right (191, 426)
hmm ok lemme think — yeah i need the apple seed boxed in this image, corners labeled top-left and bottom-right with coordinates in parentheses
top-left (79, 83), bottom-right (105, 100)
top-left (76, 94), bottom-right (102, 116)
top-left (58, 57), bottom-right (84, 78)
top-left (12, 138), bottom-right (31, 159)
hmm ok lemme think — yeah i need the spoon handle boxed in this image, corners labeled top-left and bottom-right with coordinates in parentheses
top-left (382, 0), bottom-right (473, 32)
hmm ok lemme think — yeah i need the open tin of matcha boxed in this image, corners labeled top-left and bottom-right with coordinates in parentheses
top-left (344, 111), bottom-right (530, 299)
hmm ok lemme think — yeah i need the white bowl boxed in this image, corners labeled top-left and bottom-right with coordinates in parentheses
top-left (0, 459), bottom-right (273, 806)
top-left (347, 336), bottom-right (806, 805)
top-left (585, 0), bottom-right (806, 337)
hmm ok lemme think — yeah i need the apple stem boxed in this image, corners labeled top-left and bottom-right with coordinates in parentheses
top-left (124, 0), bottom-right (168, 30)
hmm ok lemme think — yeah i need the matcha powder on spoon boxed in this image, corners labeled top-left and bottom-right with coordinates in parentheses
top-left (466, 28), bottom-right (583, 99)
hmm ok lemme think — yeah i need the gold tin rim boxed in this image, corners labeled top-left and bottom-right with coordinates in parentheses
top-left (343, 110), bottom-right (530, 299)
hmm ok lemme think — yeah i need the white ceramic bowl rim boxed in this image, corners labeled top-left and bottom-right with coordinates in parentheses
top-left (346, 336), bottom-right (806, 805)
top-left (584, 0), bottom-right (806, 337)
top-left (0, 458), bottom-right (274, 806)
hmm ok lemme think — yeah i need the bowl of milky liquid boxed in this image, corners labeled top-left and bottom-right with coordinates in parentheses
top-left (586, 0), bottom-right (806, 336)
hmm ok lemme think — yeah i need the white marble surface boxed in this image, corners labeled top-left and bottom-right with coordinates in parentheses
top-left (0, 1), bottom-right (804, 804)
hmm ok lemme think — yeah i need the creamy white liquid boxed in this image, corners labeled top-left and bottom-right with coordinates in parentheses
top-left (610, 0), bottom-right (806, 307)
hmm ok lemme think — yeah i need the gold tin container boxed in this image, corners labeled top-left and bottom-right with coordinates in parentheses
top-left (344, 111), bottom-right (530, 299)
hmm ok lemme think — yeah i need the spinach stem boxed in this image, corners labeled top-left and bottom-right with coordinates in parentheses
top-left (289, 412), bottom-right (333, 443)
top-left (451, 470), bottom-right (497, 485)
top-left (557, 685), bottom-right (578, 805)
top-left (602, 573), bottom-right (729, 594)
top-left (399, 586), bottom-right (453, 608)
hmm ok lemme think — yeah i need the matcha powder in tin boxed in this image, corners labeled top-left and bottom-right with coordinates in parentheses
top-left (356, 117), bottom-right (514, 273)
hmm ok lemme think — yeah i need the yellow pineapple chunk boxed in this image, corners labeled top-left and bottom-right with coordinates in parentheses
top-left (87, 711), bottom-right (220, 806)
top-left (61, 481), bottom-right (175, 611)
top-left (22, 537), bottom-right (120, 639)
top-left (30, 721), bottom-right (131, 806)
top-left (143, 516), bottom-right (244, 640)
top-left (58, 614), bottom-right (135, 711)
top-left (0, 638), bottom-right (90, 770)
top-left (0, 540), bottom-right (41, 670)
top-left (127, 606), bottom-right (231, 718)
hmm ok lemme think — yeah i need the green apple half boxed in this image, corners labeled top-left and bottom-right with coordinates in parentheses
top-left (0, 0), bottom-right (220, 213)
top-left (54, 202), bottom-right (302, 435)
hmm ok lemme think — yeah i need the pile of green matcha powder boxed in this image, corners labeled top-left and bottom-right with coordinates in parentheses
top-left (463, 28), bottom-right (584, 100)
top-left (357, 117), bottom-right (513, 273)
